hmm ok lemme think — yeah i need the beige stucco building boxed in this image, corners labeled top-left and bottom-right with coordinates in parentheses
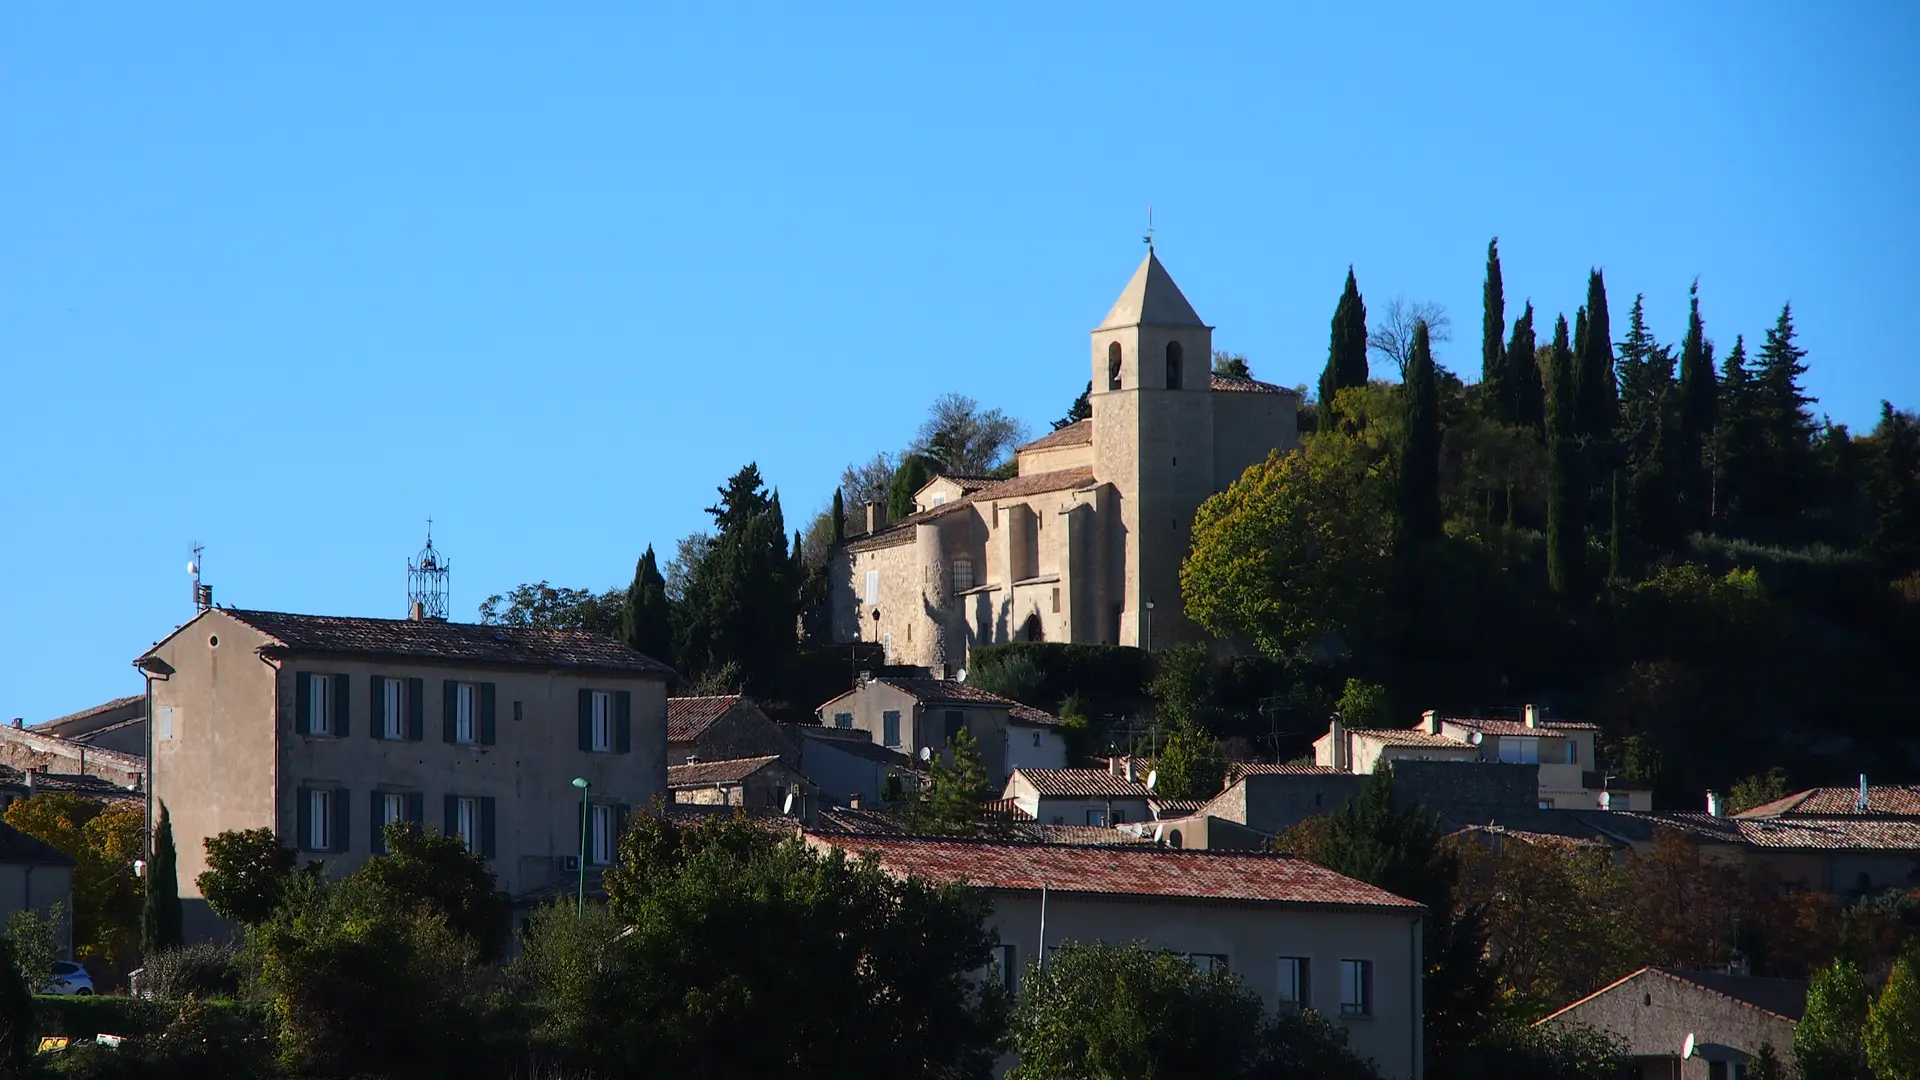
top-left (135, 607), bottom-right (671, 936)
top-left (830, 249), bottom-right (1301, 666)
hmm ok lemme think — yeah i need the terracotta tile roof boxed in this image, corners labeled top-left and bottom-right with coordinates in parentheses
top-left (1209, 374), bottom-right (1299, 395)
top-left (1229, 763), bottom-right (1339, 779)
top-left (1012, 768), bottom-right (1151, 799)
top-left (819, 835), bottom-right (1422, 910)
top-left (33, 694), bottom-right (144, 735)
top-left (936, 475), bottom-right (999, 494)
top-left (1150, 799), bottom-right (1206, 816)
top-left (0, 726), bottom-right (146, 771)
top-left (1007, 824), bottom-right (1156, 846)
top-left (810, 807), bottom-right (1153, 847)
top-left (1618, 810), bottom-right (1920, 851)
top-left (1448, 824), bottom-right (1610, 852)
top-left (173, 609), bottom-right (673, 676)
top-left (1736, 786), bottom-right (1920, 819)
top-left (1351, 728), bottom-right (1474, 749)
top-left (667, 755), bottom-right (784, 788)
top-left (843, 499), bottom-right (972, 553)
top-left (798, 728), bottom-right (921, 768)
top-left (667, 695), bottom-right (742, 743)
top-left (870, 678), bottom-right (1026, 710)
top-left (1439, 715), bottom-right (1600, 734)
top-left (1007, 703), bottom-right (1061, 727)
top-left (0, 766), bottom-right (142, 802)
top-left (975, 466), bottom-right (1097, 502)
top-left (1016, 419), bottom-right (1092, 453)
top-left (986, 797), bottom-right (1036, 821)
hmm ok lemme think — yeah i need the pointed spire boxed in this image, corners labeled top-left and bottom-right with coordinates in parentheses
top-left (1096, 249), bottom-right (1208, 331)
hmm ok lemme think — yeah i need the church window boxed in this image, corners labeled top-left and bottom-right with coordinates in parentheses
top-left (1107, 342), bottom-right (1123, 390)
top-left (951, 557), bottom-right (975, 592)
top-left (1166, 341), bottom-right (1184, 389)
top-left (864, 570), bottom-right (879, 605)
top-left (1051, 587), bottom-right (1060, 613)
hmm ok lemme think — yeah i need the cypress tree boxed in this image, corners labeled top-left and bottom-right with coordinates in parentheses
top-left (1574, 271), bottom-right (1617, 441)
top-left (621, 546), bottom-right (673, 664)
top-left (831, 489), bottom-right (846, 544)
top-left (1480, 238), bottom-right (1509, 421)
top-left (1319, 268), bottom-right (1369, 427)
top-left (1544, 317), bottom-right (1585, 597)
top-left (141, 802), bottom-right (183, 955)
top-left (1868, 401), bottom-right (1920, 573)
top-left (887, 454), bottom-right (934, 522)
top-left (1396, 320), bottom-right (1442, 552)
top-left (1608, 471), bottom-right (1623, 581)
top-left (1677, 281), bottom-right (1717, 528)
top-left (1508, 302), bottom-right (1542, 434)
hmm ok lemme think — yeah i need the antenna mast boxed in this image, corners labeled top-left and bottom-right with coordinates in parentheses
top-left (189, 543), bottom-right (212, 612)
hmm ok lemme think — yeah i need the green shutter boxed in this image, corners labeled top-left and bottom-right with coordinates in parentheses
top-left (369, 677), bottom-right (385, 740)
top-left (443, 681), bottom-right (458, 743)
top-left (294, 673), bottom-right (312, 735)
top-left (332, 674), bottom-right (350, 737)
top-left (578, 689), bottom-right (593, 752)
top-left (480, 797), bottom-right (496, 859)
top-left (407, 791), bottom-right (424, 825)
top-left (407, 679), bottom-right (425, 741)
top-left (480, 683), bottom-right (497, 745)
top-left (615, 691), bottom-right (632, 753)
top-left (444, 794), bottom-right (459, 840)
top-left (296, 785), bottom-right (312, 850)
top-left (334, 787), bottom-right (350, 853)
top-left (370, 790), bottom-right (386, 854)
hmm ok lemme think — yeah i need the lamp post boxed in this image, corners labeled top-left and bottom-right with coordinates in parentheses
top-left (570, 777), bottom-right (590, 917)
top-left (1144, 599), bottom-right (1155, 653)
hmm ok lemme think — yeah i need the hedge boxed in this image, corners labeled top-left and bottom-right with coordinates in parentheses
top-left (33, 996), bottom-right (165, 1040)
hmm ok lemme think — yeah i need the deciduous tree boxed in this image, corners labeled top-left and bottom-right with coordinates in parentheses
top-left (1796, 957), bottom-right (1871, 1080)
top-left (197, 828), bottom-right (299, 927)
top-left (1866, 949), bottom-right (1920, 1080)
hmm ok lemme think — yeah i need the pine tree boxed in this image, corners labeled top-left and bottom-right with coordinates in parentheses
top-left (620, 546), bottom-right (673, 664)
top-left (1713, 335), bottom-right (1757, 526)
top-left (1615, 294), bottom-right (1655, 415)
top-left (141, 802), bottom-right (183, 955)
top-left (1869, 401), bottom-right (1920, 573)
top-left (831, 489), bottom-right (846, 544)
top-left (1480, 238), bottom-right (1510, 422)
top-left (1751, 303), bottom-right (1816, 527)
top-left (1544, 318), bottom-right (1585, 597)
top-left (1574, 271), bottom-right (1617, 442)
top-left (1320, 268), bottom-right (1369, 427)
top-left (1397, 320), bottom-right (1442, 552)
top-left (677, 464), bottom-right (798, 684)
top-left (1508, 302), bottom-right (1543, 433)
top-left (1677, 280), bottom-right (1717, 527)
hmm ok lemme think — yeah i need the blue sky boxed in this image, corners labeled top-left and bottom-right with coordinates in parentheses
top-left (4, 4), bottom-right (1916, 720)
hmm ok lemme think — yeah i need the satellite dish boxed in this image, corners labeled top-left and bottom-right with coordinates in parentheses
top-left (1468, 731), bottom-right (1484, 746)
top-left (1145, 770), bottom-right (1159, 791)
top-left (1682, 1033), bottom-right (1695, 1059)
top-left (782, 790), bottom-right (795, 816)
top-left (186, 561), bottom-right (196, 574)
top-left (955, 668), bottom-right (967, 683)
top-left (919, 746), bottom-right (933, 762)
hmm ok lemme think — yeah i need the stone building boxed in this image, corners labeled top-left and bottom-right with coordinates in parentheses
top-left (1539, 966), bottom-right (1803, 1078)
top-left (666, 695), bottom-right (795, 767)
top-left (829, 248), bottom-right (1301, 666)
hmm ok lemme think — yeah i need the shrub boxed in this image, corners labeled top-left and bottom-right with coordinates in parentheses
top-left (0, 939), bottom-right (33, 1073)
top-left (969, 642), bottom-right (1156, 715)
top-left (32, 995), bottom-right (162, 1040)
top-left (139, 942), bottom-right (240, 1001)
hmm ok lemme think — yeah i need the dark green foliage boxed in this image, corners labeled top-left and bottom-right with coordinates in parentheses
top-left (139, 941), bottom-right (241, 1001)
top-left (1870, 401), bottom-right (1920, 572)
top-left (831, 488), bottom-right (846, 543)
top-left (1320, 267), bottom-right (1369, 426)
top-left (1053, 381), bottom-right (1093, 430)
top-left (912, 727), bottom-right (994, 835)
top-left (1677, 280), bottom-right (1717, 526)
top-left (676, 463), bottom-right (799, 686)
top-left (476, 581), bottom-right (623, 635)
top-left (1727, 767), bottom-right (1791, 814)
top-left (559, 811), bottom-right (1005, 1080)
top-left (1508, 302), bottom-right (1543, 433)
top-left (1481, 238), bottom-right (1510, 421)
top-left (619, 545), bottom-right (673, 665)
top-left (887, 452), bottom-right (935, 522)
top-left (1153, 719), bottom-right (1226, 800)
top-left (1795, 957), bottom-right (1871, 1080)
top-left (1397, 320), bottom-right (1442, 551)
top-left (0, 940), bottom-right (32, 1073)
top-left (141, 802), bottom-right (183, 957)
top-left (1452, 1021), bottom-right (1630, 1080)
top-left (1544, 322), bottom-right (1585, 597)
top-left (1714, 335), bottom-right (1764, 527)
top-left (353, 822), bottom-right (511, 962)
top-left (1574, 271), bottom-right (1616, 441)
top-left (968, 642), bottom-right (1157, 717)
top-left (1750, 1040), bottom-right (1784, 1080)
top-left (196, 828), bottom-right (298, 927)
top-left (1213, 351), bottom-right (1252, 378)
top-left (31, 993), bottom-right (161, 1038)
top-left (1006, 940), bottom-right (1378, 1080)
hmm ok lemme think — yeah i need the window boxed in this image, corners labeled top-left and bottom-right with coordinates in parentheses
top-left (1032, 731), bottom-right (1042, 748)
top-left (1566, 739), bottom-right (1579, 765)
top-left (309, 676), bottom-right (333, 736)
top-left (881, 631), bottom-right (894, 662)
top-left (865, 570), bottom-right (880, 605)
top-left (944, 710), bottom-right (964, 744)
top-left (1112, 808), bottom-right (1128, 824)
top-left (1165, 340), bottom-right (1184, 389)
top-left (835, 712), bottom-right (853, 729)
top-left (1339, 959), bottom-right (1373, 1017)
top-left (1186, 953), bottom-right (1228, 974)
top-left (590, 691), bottom-right (614, 751)
top-left (456, 796), bottom-right (480, 851)
top-left (156, 706), bottom-right (175, 741)
top-left (951, 557), bottom-right (975, 592)
top-left (1107, 341), bottom-right (1123, 390)
top-left (1086, 808), bottom-right (1107, 827)
top-left (454, 683), bottom-right (478, 743)
top-left (590, 804), bottom-right (616, 865)
top-left (989, 943), bottom-right (1018, 996)
top-left (1606, 792), bottom-right (1627, 810)
top-left (882, 710), bottom-right (901, 747)
top-left (1051, 587), bottom-right (1060, 613)
top-left (1497, 736), bottom-right (1540, 764)
top-left (381, 678), bottom-right (405, 740)
top-left (382, 793), bottom-right (407, 829)
top-left (309, 789), bottom-right (334, 851)
top-left (1277, 957), bottom-right (1310, 1011)
top-left (932, 493), bottom-right (947, 506)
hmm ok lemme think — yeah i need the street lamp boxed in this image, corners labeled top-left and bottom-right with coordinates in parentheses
top-left (1144, 599), bottom-right (1155, 653)
top-left (570, 777), bottom-right (591, 917)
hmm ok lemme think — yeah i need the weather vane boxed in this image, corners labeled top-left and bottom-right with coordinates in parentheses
top-left (1143, 206), bottom-right (1155, 249)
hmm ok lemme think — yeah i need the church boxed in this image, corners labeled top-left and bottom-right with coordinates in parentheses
top-left (828, 249), bottom-right (1302, 670)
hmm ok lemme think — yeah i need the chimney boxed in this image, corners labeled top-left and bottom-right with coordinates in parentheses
top-left (1423, 710), bottom-right (1440, 735)
top-left (1125, 757), bottom-right (1137, 783)
top-left (1329, 716), bottom-right (1347, 772)
top-left (1706, 790), bottom-right (1724, 817)
top-left (8, 718), bottom-right (19, 729)
top-left (849, 794), bottom-right (863, 810)
top-left (1857, 774), bottom-right (1869, 813)
top-left (864, 502), bottom-right (887, 535)
top-left (1524, 704), bottom-right (1539, 729)
top-left (410, 601), bottom-right (425, 621)
top-left (1109, 756), bottom-right (1122, 778)
top-left (25, 770), bottom-right (34, 797)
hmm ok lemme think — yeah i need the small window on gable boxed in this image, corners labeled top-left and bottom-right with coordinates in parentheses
top-left (1166, 340), bottom-right (1184, 389)
top-left (932, 493), bottom-right (948, 506)
top-left (1107, 341), bottom-right (1123, 390)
